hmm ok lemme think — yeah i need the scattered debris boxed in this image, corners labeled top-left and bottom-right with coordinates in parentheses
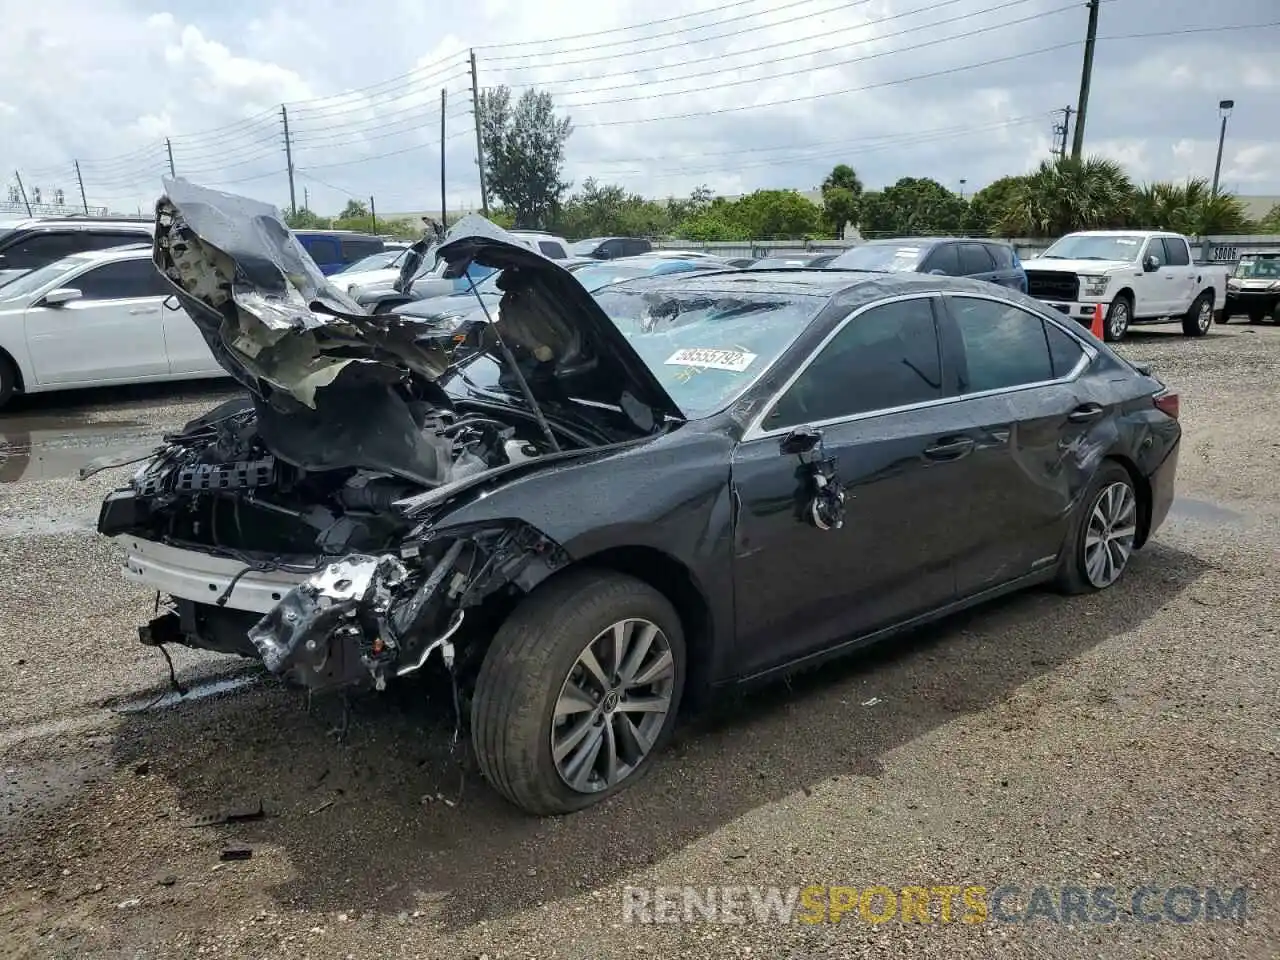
top-left (156, 875), bottom-right (178, 887)
top-left (219, 845), bottom-right (253, 862)
top-left (861, 697), bottom-right (881, 707)
top-left (185, 799), bottom-right (265, 828)
top-left (117, 898), bottom-right (142, 910)
top-left (306, 798), bottom-right (335, 816)
top-left (133, 761), bottom-right (151, 776)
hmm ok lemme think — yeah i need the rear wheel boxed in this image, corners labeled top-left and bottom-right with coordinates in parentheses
top-left (0, 351), bottom-right (18, 409)
top-left (1181, 292), bottom-right (1213, 337)
top-left (1104, 295), bottom-right (1131, 342)
top-left (1248, 312), bottom-right (1265, 325)
top-left (1055, 462), bottom-right (1140, 595)
top-left (471, 570), bottom-right (686, 815)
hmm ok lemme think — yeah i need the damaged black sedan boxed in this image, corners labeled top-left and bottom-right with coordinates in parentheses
top-left (93, 179), bottom-right (1181, 816)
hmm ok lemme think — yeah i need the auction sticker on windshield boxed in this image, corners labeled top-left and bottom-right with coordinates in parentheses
top-left (664, 347), bottom-right (757, 373)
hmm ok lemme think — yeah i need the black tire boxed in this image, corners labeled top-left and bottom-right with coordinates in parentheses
top-left (471, 569), bottom-right (686, 816)
top-left (1103, 295), bottom-right (1132, 342)
top-left (1055, 461), bottom-right (1141, 596)
top-left (0, 351), bottom-right (18, 408)
top-left (1217, 306), bottom-right (1233, 324)
top-left (1247, 312), bottom-right (1264, 325)
top-left (1182, 292), bottom-right (1214, 337)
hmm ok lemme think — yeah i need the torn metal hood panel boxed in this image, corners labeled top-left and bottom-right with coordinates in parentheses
top-left (153, 177), bottom-right (457, 409)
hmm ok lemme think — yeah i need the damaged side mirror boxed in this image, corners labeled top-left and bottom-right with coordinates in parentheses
top-left (779, 427), bottom-right (822, 457)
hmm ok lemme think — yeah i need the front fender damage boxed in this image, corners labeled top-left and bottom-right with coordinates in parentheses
top-left (238, 521), bottom-right (569, 694)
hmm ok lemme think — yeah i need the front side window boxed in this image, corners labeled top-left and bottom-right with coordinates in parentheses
top-left (987, 243), bottom-right (1015, 269)
top-left (306, 237), bottom-right (341, 264)
top-left (75, 259), bottom-right (171, 301)
top-left (766, 297), bottom-right (942, 430)
top-left (1161, 237), bottom-right (1190, 266)
top-left (0, 232), bottom-right (82, 270)
top-left (949, 296), bottom-right (1061, 393)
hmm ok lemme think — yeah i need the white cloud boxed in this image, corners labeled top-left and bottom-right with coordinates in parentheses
top-left (0, 0), bottom-right (1276, 216)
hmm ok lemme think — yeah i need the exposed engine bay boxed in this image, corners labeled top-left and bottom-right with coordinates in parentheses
top-left (94, 177), bottom-right (683, 701)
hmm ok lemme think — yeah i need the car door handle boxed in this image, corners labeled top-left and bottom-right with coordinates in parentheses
top-left (129, 308), bottom-right (160, 315)
top-left (923, 437), bottom-right (975, 460)
top-left (1068, 403), bottom-right (1104, 423)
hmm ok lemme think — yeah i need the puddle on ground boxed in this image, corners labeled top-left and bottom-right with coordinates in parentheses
top-left (0, 418), bottom-right (159, 484)
top-left (1168, 497), bottom-right (1245, 525)
top-left (111, 673), bottom-right (263, 714)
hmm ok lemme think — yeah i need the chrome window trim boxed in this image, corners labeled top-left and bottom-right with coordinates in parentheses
top-left (740, 289), bottom-right (1097, 444)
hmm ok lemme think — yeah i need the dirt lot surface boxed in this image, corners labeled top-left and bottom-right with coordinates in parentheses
top-left (1, 322), bottom-right (1278, 959)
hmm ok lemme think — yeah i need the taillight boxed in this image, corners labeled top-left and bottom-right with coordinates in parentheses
top-left (1153, 392), bottom-right (1179, 419)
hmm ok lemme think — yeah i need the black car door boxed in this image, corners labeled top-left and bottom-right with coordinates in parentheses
top-left (935, 292), bottom-right (1100, 597)
top-left (729, 293), bottom-right (1005, 675)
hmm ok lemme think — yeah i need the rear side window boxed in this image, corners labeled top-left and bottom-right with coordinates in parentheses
top-left (627, 239), bottom-right (652, 256)
top-left (986, 243), bottom-right (1015, 269)
top-left (920, 243), bottom-right (960, 275)
top-left (1161, 237), bottom-right (1190, 266)
top-left (0, 231), bottom-right (83, 269)
top-left (768, 297), bottom-right (943, 427)
top-left (304, 237), bottom-right (341, 265)
top-left (949, 296), bottom-right (1058, 393)
top-left (1045, 322), bottom-right (1086, 378)
top-left (75, 258), bottom-right (171, 300)
top-left (958, 243), bottom-right (996, 275)
top-left (341, 237), bottom-right (383, 261)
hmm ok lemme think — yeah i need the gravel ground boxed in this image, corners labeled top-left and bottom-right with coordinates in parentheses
top-left (1, 323), bottom-right (1278, 959)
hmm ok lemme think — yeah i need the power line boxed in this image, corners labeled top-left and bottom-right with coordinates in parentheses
top-left (476, 0), bottom-right (820, 53)
top-left (480, 0), bottom-right (855, 68)
top-left (286, 63), bottom-right (471, 122)
top-left (498, 0), bottom-right (1015, 88)
top-left (551, 0), bottom-right (1074, 108)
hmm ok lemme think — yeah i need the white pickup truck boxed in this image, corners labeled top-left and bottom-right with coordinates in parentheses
top-left (1020, 230), bottom-right (1229, 342)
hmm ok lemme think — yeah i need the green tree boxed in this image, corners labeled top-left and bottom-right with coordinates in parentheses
top-left (820, 164), bottom-right (863, 236)
top-left (478, 85), bottom-right (573, 230)
top-left (857, 177), bottom-right (967, 237)
top-left (1131, 178), bottom-right (1248, 236)
top-left (284, 207), bottom-right (331, 229)
top-left (1000, 156), bottom-right (1134, 236)
top-left (339, 199), bottom-right (369, 220)
top-left (557, 178), bottom-right (672, 238)
top-left (665, 185), bottom-right (714, 226)
top-left (1257, 203), bottom-right (1280, 233)
top-left (962, 175), bottom-right (1027, 236)
top-left (731, 189), bottom-right (823, 238)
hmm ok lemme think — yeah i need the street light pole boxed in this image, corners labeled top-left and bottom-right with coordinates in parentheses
top-left (1211, 99), bottom-right (1234, 196)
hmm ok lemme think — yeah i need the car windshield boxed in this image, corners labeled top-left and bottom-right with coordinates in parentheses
top-left (571, 262), bottom-right (670, 292)
top-left (826, 243), bottom-right (925, 272)
top-left (591, 284), bottom-right (825, 418)
top-left (1233, 256), bottom-right (1280, 278)
top-left (338, 250), bottom-right (403, 274)
top-left (569, 238), bottom-right (607, 256)
top-left (0, 255), bottom-right (93, 301)
top-left (1040, 235), bottom-right (1144, 261)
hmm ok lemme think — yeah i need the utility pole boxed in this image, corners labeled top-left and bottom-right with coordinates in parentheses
top-left (441, 88), bottom-right (448, 230)
top-left (13, 170), bottom-right (31, 215)
top-left (370, 196), bottom-right (377, 233)
top-left (303, 186), bottom-right (309, 211)
top-left (1070, 0), bottom-right (1100, 160)
top-left (469, 49), bottom-right (490, 217)
top-left (74, 160), bottom-right (88, 214)
top-left (166, 138), bottom-right (176, 177)
top-left (281, 104), bottom-right (297, 216)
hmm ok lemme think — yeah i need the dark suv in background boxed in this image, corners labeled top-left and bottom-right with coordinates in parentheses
top-left (827, 237), bottom-right (1028, 293)
top-left (568, 236), bottom-right (654, 260)
top-left (0, 216), bottom-right (154, 287)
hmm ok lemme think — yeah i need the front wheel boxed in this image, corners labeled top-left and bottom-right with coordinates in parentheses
top-left (1055, 462), bottom-right (1141, 595)
top-left (1104, 296), bottom-right (1131, 342)
top-left (1182, 292), bottom-right (1213, 337)
top-left (471, 570), bottom-right (686, 815)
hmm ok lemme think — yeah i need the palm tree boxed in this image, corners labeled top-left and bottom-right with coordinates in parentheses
top-left (999, 156), bottom-right (1134, 236)
top-left (1131, 177), bottom-right (1247, 235)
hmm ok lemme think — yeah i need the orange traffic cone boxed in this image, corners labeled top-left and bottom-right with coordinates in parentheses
top-left (1090, 303), bottom-right (1105, 339)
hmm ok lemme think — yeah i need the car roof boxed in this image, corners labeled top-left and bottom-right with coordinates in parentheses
top-left (15, 218), bottom-right (153, 232)
top-left (599, 267), bottom-right (1024, 302)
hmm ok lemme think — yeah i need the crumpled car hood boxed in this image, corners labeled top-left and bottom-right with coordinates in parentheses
top-left (154, 178), bottom-right (682, 429)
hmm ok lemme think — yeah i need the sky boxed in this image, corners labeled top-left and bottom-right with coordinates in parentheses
top-left (1, 0), bottom-right (1278, 218)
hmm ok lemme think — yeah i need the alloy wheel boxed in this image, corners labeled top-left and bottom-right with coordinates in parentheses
top-left (551, 618), bottom-right (676, 794)
top-left (1197, 300), bottom-right (1212, 332)
top-left (1108, 301), bottom-right (1130, 340)
top-left (1084, 481), bottom-right (1138, 588)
